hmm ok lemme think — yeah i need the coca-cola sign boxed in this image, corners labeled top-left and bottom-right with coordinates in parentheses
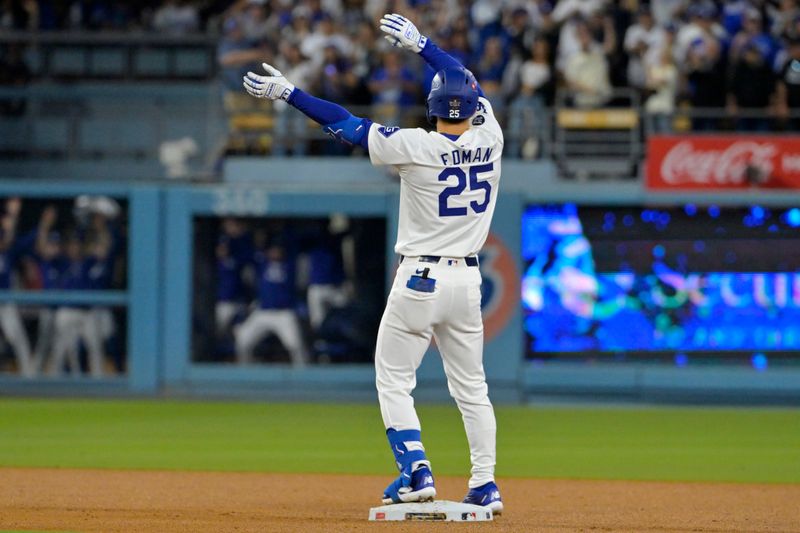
top-left (647, 136), bottom-right (800, 189)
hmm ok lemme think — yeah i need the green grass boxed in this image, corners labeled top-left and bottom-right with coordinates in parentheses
top-left (0, 399), bottom-right (798, 484)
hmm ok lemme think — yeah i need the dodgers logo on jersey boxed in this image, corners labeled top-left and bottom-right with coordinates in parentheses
top-left (479, 232), bottom-right (519, 341)
top-left (378, 126), bottom-right (400, 138)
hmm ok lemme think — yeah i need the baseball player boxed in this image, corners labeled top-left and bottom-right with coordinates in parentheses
top-left (243, 13), bottom-right (503, 512)
top-left (78, 196), bottom-right (123, 362)
top-left (0, 198), bottom-right (35, 377)
top-left (234, 241), bottom-right (308, 367)
top-left (32, 205), bottom-right (65, 373)
top-left (215, 218), bottom-right (253, 336)
top-left (306, 217), bottom-right (353, 331)
top-left (48, 233), bottom-right (109, 377)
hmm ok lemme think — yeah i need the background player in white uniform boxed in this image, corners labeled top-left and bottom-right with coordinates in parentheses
top-left (215, 218), bottom-right (252, 336)
top-left (305, 215), bottom-right (353, 331)
top-left (0, 198), bottom-right (35, 377)
top-left (48, 232), bottom-right (110, 377)
top-left (243, 12), bottom-right (503, 513)
top-left (234, 241), bottom-right (308, 367)
top-left (32, 205), bottom-right (63, 373)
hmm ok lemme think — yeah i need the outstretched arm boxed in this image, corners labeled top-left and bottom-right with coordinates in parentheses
top-left (243, 64), bottom-right (371, 150)
top-left (379, 13), bottom-right (484, 97)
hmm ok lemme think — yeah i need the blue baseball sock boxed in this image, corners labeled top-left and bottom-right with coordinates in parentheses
top-left (386, 428), bottom-right (430, 473)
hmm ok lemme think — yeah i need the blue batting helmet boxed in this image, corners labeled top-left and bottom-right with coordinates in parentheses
top-left (426, 66), bottom-right (479, 123)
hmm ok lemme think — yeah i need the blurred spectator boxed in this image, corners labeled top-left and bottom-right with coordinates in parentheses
top-left (229, 0), bottom-right (270, 41)
top-left (784, 12), bottom-right (800, 41)
top-left (471, 0), bottom-right (503, 32)
top-left (776, 37), bottom-right (800, 129)
top-left (444, 23), bottom-right (474, 70)
top-left (217, 12), bottom-right (271, 154)
top-left (273, 42), bottom-right (315, 156)
top-left (4, 0), bottom-right (800, 143)
top-left (508, 38), bottom-right (552, 158)
top-left (553, 0), bottom-right (608, 72)
top-left (152, 0), bottom-right (199, 34)
top-left (727, 40), bottom-right (775, 131)
top-left (564, 21), bottom-right (612, 108)
top-left (368, 50), bottom-right (417, 125)
top-left (505, 7), bottom-right (537, 59)
top-left (285, 10), bottom-right (313, 46)
top-left (645, 45), bottom-right (678, 133)
top-left (350, 19), bottom-right (379, 80)
top-left (722, 0), bottom-right (753, 36)
top-left (729, 9), bottom-right (778, 67)
top-left (771, 0), bottom-right (800, 40)
top-left (624, 6), bottom-right (667, 93)
top-left (678, 4), bottom-right (727, 130)
top-left (473, 36), bottom-right (508, 113)
top-left (217, 16), bottom-right (268, 92)
top-left (317, 43), bottom-right (355, 101)
top-left (651, 0), bottom-right (686, 28)
top-left (301, 12), bottom-right (353, 67)
top-left (587, 8), bottom-right (619, 73)
top-left (675, 3), bottom-right (726, 65)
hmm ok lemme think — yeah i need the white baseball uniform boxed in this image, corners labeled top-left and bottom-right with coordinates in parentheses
top-left (370, 96), bottom-right (502, 488)
top-left (47, 306), bottom-right (106, 377)
top-left (0, 303), bottom-right (34, 377)
top-left (234, 308), bottom-right (307, 366)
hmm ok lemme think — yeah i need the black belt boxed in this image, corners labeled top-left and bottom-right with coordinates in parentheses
top-left (400, 255), bottom-right (479, 267)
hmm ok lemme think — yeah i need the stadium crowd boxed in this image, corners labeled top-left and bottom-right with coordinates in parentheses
top-left (2, 0), bottom-right (800, 152)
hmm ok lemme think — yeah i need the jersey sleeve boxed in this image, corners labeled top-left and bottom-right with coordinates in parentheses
top-left (473, 97), bottom-right (504, 144)
top-left (367, 123), bottom-right (425, 166)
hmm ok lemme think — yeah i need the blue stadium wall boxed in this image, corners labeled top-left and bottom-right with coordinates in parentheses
top-left (1, 159), bottom-right (799, 404)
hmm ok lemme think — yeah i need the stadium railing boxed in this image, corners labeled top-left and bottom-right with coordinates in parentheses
top-left (1, 30), bottom-right (218, 80)
top-left (0, 83), bottom-right (225, 178)
top-left (2, 80), bottom-right (798, 180)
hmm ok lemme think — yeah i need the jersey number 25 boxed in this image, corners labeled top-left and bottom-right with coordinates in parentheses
top-left (438, 162), bottom-right (493, 217)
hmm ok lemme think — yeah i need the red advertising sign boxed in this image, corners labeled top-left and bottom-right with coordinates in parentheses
top-left (646, 136), bottom-right (800, 190)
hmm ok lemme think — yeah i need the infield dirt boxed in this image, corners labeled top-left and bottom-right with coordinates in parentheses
top-left (1, 468), bottom-right (798, 532)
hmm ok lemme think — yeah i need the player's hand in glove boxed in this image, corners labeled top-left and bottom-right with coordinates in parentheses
top-left (243, 63), bottom-right (295, 101)
top-left (379, 13), bottom-right (427, 53)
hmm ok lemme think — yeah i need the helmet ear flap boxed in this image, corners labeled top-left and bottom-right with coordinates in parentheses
top-left (426, 102), bottom-right (437, 126)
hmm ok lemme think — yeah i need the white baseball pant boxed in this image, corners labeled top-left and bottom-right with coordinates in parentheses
top-left (47, 307), bottom-right (106, 377)
top-left (0, 303), bottom-right (34, 377)
top-left (33, 308), bottom-right (55, 371)
top-left (234, 309), bottom-right (308, 366)
top-left (375, 257), bottom-right (497, 488)
top-left (215, 301), bottom-right (244, 336)
top-left (307, 283), bottom-right (349, 329)
top-left (90, 307), bottom-right (115, 341)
